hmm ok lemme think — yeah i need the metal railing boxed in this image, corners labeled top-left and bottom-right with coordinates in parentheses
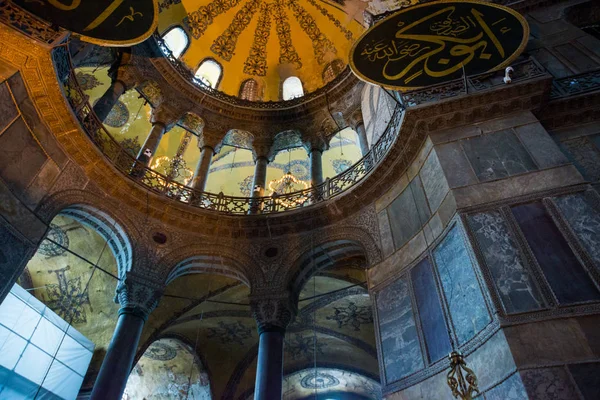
top-left (550, 68), bottom-right (600, 99)
top-left (56, 44), bottom-right (405, 215)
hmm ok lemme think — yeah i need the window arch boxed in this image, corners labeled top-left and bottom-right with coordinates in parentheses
top-left (282, 76), bottom-right (304, 100)
top-left (195, 58), bottom-right (222, 89)
top-left (239, 79), bottom-right (259, 101)
top-left (322, 59), bottom-right (345, 84)
top-left (161, 26), bottom-right (189, 59)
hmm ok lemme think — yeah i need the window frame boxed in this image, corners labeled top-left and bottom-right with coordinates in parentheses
top-left (281, 76), bottom-right (304, 101)
top-left (160, 25), bottom-right (190, 59)
top-left (194, 57), bottom-right (223, 90)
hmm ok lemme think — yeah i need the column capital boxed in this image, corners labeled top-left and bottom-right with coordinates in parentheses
top-left (250, 291), bottom-right (297, 334)
top-left (253, 138), bottom-right (274, 162)
top-left (197, 128), bottom-right (223, 152)
top-left (303, 135), bottom-right (328, 155)
top-left (150, 105), bottom-right (179, 131)
top-left (114, 274), bottom-right (164, 320)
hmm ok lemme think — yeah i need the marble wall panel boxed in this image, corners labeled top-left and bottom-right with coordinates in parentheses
top-left (461, 130), bottom-right (538, 182)
top-left (559, 137), bottom-right (600, 182)
top-left (514, 123), bottom-right (569, 169)
top-left (434, 141), bottom-right (478, 188)
top-left (0, 82), bottom-right (18, 133)
top-left (554, 193), bottom-right (600, 269)
top-left (378, 210), bottom-right (395, 258)
top-left (419, 150), bottom-right (449, 212)
top-left (511, 202), bottom-right (600, 304)
top-left (520, 367), bottom-right (579, 400)
top-left (409, 176), bottom-right (431, 226)
top-left (484, 373), bottom-right (528, 400)
top-left (387, 187), bottom-right (422, 251)
top-left (466, 330), bottom-right (516, 391)
top-left (376, 277), bottom-right (423, 383)
top-left (433, 224), bottom-right (491, 345)
top-left (568, 362), bottom-right (600, 400)
top-left (468, 211), bottom-right (544, 314)
top-left (411, 258), bottom-right (451, 363)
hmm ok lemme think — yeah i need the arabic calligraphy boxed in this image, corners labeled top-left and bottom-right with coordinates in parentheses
top-left (13, 0), bottom-right (156, 45)
top-left (350, 0), bottom-right (529, 90)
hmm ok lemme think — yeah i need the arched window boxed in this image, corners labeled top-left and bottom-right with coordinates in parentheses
top-left (322, 59), bottom-right (345, 84)
top-left (195, 59), bottom-right (222, 89)
top-left (282, 76), bottom-right (304, 100)
top-left (240, 79), bottom-right (258, 101)
top-left (161, 26), bottom-right (189, 59)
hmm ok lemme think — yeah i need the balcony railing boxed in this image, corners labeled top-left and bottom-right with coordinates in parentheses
top-left (550, 68), bottom-right (600, 99)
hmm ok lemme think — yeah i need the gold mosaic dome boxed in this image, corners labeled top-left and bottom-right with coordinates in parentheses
top-left (157, 0), bottom-right (366, 101)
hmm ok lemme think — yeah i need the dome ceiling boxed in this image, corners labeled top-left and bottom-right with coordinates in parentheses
top-left (157, 0), bottom-right (365, 101)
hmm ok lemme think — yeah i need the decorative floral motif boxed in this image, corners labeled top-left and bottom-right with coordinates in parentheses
top-left (239, 175), bottom-right (254, 196)
top-left (222, 129), bottom-right (254, 149)
top-left (75, 72), bottom-right (101, 91)
top-left (45, 266), bottom-right (91, 324)
top-left (138, 81), bottom-right (163, 106)
top-left (306, 0), bottom-right (353, 41)
top-left (300, 371), bottom-right (340, 389)
top-left (244, 3), bottom-right (272, 76)
top-left (287, 0), bottom-right (337, 64)
top-left (39, 224), bottom-right (69, 257)
top-left (326, 301), bottom-right (373, 331)
top-left (104, 100), bottom-right (129, 128)
top-left (207, 321), bottom-right (253, 344)
top-left (273, 0), bottom-right (302, 68)
top-left (144, 342), bottom-right (178, 361)
top-left (332, 159), bottom-right (353, 174)
top-left (211, 0), bottom-right (262, 61)
top-left (285, 333), bottom-right (325, 361)
top-left (187, 0), bottom-right (243, 39)
top-left (158, 0), bottom-right (182, 13)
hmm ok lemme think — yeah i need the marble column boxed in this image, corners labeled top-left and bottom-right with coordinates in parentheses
top-left (136, 106), bottom-right (178, 167)
top-left (355, 121), bottom-right (369, 157)
top-left (252, 156), bottom-right (269, 197)
top-left (190, 145), bottom-right (214, 192)
top-left (90, 276), bottom-right (162, 400)
top-left (93, 79), bottom-right (127, 123)
top-left (251, 294), bottom-right (296, 400)
top-left (310, 148), bottom-right (323, 187)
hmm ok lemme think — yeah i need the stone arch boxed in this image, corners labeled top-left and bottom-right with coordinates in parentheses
top-left (280, 226), bottom-right (381, 299)
top-left (157, 243), bottom-right (259, 288)
top-left (178, 112), bottom-right (205, 136)
top-left (35, 189), bottom-right (139, 278)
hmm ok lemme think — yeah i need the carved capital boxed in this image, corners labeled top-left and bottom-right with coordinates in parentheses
top-left (150, 105), bottom-right (180, 130)
top-left (252, 138), bottom-right (274, 162)
top-left (250, 291), bottom-right (297, 334)
top-left (115, 274), bottom-right (164, 320)
top-left (198, 127), bottom-right (225, 152)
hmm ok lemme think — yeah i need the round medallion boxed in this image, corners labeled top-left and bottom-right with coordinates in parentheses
top-left (39, 224), bottom-right (69, 257)
top-left (144, 342), bottom-right (177, 361)
top-left (300, 372), bottom-right (340, 389)
top-left (104, 100), bottom-right (129, 128)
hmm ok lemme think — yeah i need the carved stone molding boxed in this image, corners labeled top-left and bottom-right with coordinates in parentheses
top-left (250, 291), bottom-right (297, 333)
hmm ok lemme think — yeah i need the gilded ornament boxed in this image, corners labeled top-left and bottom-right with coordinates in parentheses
top-left (187, 0), bottom-right (243, 39)
top-left (447, 351), bottom-right (480, 400)
top-left (286, 0), bottom-right (337, 64)
top-left (272, 0), bottom-right (302, 68)
top-left (211, 0), bottom-right (262, 61)
top-left (243, 3), bottom-right (272, 76)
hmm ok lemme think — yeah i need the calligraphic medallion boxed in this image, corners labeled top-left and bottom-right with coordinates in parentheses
top-left (349, 0), bottom-right (529, 90)
top-left (12, 0), bottom-right (158, 46)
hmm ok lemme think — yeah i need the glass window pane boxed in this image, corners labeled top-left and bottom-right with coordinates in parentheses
top-left (283, 77), bottom-right (303, 100)
top-left (42, 360), bottom-right (84, 400)
top-left (55, 333), bottom-right (93, 376)
top-left (0, 293), bottom-right (41, 341)
top-left (195, 60), bottom-right (221, 89)
top-left (31, 318), bottom-right (64, 356)
top-left (162, 27), bottom-right (188, 58)
top-left (14, 345), bottom-right (53, 386)
top-left (0, 325), bottom-right (28, 370)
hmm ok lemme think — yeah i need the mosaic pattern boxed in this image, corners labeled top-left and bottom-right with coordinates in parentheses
top-left (376, 277), bottom-right (423, 383)
top-left (306, 0), bottom-right (353, 41)
top-left (75, 72), bottom-right (101, 91)
top-left (273, 0), bottom-right (302, 68)
top-left (332, 159), bottom-right (352, 174)
top-left (207, 321), bottom-right (252, 345)
top-left (144, 342), bottom-right (178, 361)
top-left (468, 211), bottom-right (544, 314)
top-left (38, 224), bottom-right (69, 257)
top-left (287, 0), bottom-right (337, 64)
top-left (300, 371), bottom-right (340, 389)
top-left (239, 175), bottom-right (255, 196)
top-left (285, 333), bottom-right (326, 361)
top-left (104, 100), bottom-right (129, 128)
top-left (433, 224), bottom-right (491, 345)
top-left (158, 0), bottom-right (182, 13)
top-left (326, 301), bottom-right (373, 331)
top-left (244, 3), bottom-right (272, 76)
top-left (187, 0), bottom-right (243, 39)
top-left (211, 0), bottom-right (261, 61)
top-left (222, 129), bottom-right (254, 149)
top-left (45, 266), bottom-right (91, 324)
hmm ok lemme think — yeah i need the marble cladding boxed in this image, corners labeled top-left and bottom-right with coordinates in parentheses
top-left (377, 210), bottom-right (395, 258)
top-left (419, 150), bottom-right (449, 212)
top-left (461, 130), bottom-right (538, 182)
top-left (388, 184), bottom-right (423, 251)
top-left (559, 136), bottom-right (600, 182)
top-left (411, 258), bottom-right (451, 363)
top-left (465, 330), bottom-right (516, 392)
top-left (514, 123), bottom-right (569, 169)
top-left (511, 202), bottom-right (600, 304)
top-left (467, 211), bottom-right (544, 314)
top-left (376, 277), bottom-right (423, 384)
top-left (484, 373), bottom-right (528, 400)
top-left (554, 193), bottom-right (600, 269)
top-left (433, 224), bottom-right (491, 345)
top-left (520, 367), bottom-right (579, 400)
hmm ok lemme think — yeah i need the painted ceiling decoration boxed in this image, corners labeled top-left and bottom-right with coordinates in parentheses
top-left (157, 0), bottom-right (365, 100)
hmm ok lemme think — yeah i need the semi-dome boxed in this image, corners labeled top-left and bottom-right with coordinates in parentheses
top-left (156, 0), bottom-right (366, 101)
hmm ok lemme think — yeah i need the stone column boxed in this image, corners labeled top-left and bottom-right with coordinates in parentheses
top-left (355, 121), bottom-right (369, 157)
top-left (251, 293), bottom-right (296, 400)
top-left (249, 140), bottom-right (273, 214)
top-left (93, 64), bottom-right (137, 123)
top-left (190, 129), bottom-right (221, 192)
top-left (310, 148), bottom-right (324, 187)
top-left (90, 275), bottom-right (163, 400)
top-left (136, 106), bottom-right (178, 167)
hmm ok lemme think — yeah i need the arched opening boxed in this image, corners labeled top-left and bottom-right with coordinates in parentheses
top-left (239, 79), bottom-right (259, 101)
top-left (282, 77), bottom-right (304, 100)
top-left (0, 207), bottom-right (132, 398)
top-left (266, 131), bottom-right (309, 198)
top-left (195, 59), bottom-right (222, 89)
top-left (322, 128), bottom-right (363, 179)
top-left (123, 338), bottom-right (212, 399)
top-left (205, 130), bottom-right (255, 196)
top-left (161, 26), bottom-right (190, 59)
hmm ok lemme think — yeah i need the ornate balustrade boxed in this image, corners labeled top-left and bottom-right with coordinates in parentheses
top-left (54, 43), bottom-right (404, 216)
top-left (550, 68), bottom-right (600, 99)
